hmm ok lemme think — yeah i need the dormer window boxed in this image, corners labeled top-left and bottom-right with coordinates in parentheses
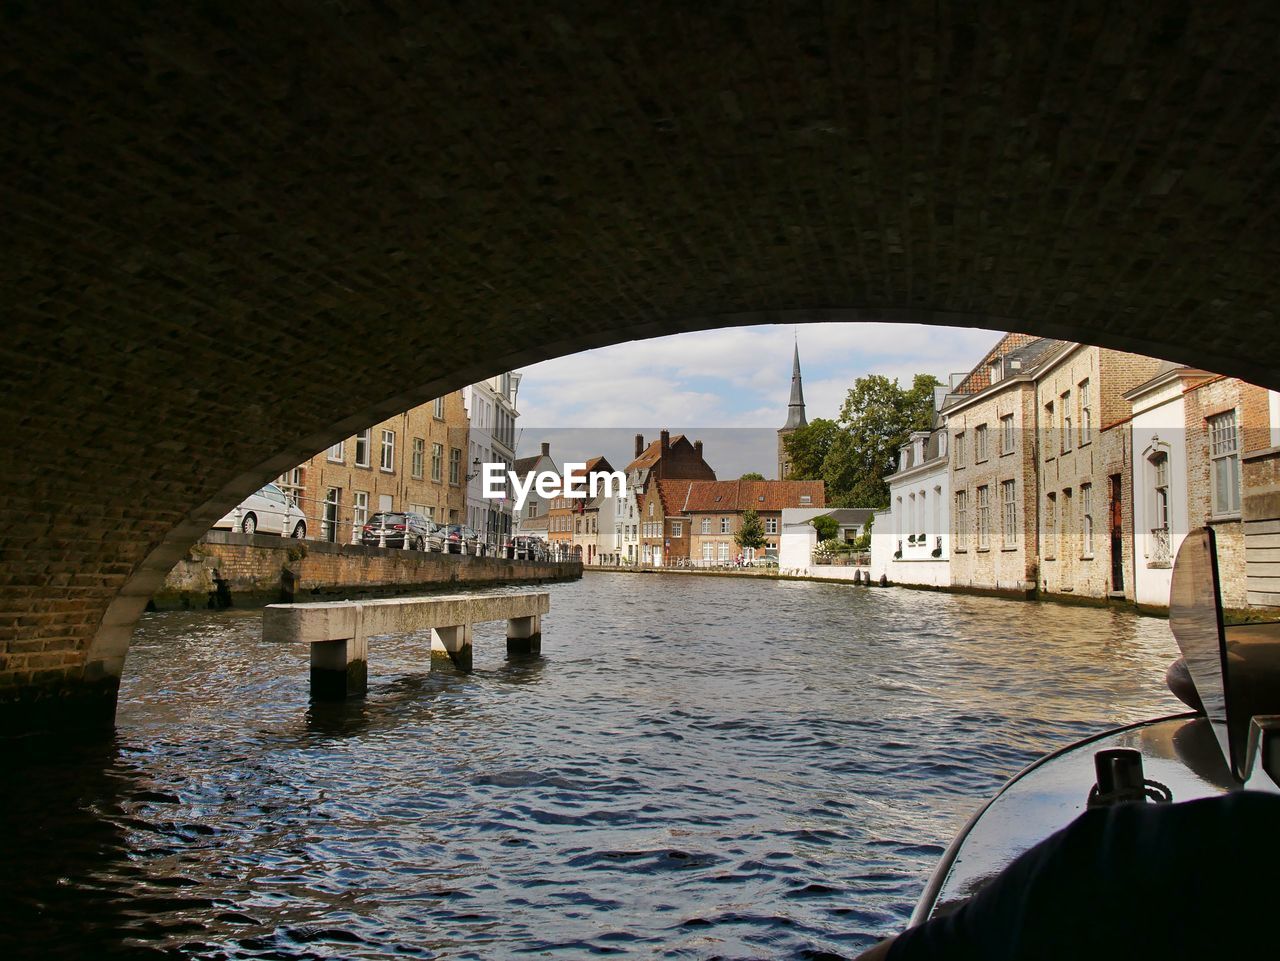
top-left (990, 359), bottom-right (1003, 384)
top-left (799, 495), bottom-right (812, 504)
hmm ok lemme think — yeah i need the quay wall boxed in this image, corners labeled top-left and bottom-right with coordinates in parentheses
top-left (155, 532), bottom-right (581, 609)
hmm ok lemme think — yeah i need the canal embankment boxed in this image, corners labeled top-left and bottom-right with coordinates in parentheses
top-left (153, 531), bottom-right (581, 610)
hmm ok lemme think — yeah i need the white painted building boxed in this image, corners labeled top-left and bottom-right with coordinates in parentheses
top-left (870, 391), bottom-right (952, 588)
top-left (778, 507), bottom-right (874, 575)
top-left (463, 372), bottom-right (521, 549)
top-left (1124, 364), bottom-right (1212, 609)
top-left (512, 442), bottom-right (558, 540)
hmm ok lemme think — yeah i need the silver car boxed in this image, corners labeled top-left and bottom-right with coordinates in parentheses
top-left (213, 482), bottom-right (307, 537)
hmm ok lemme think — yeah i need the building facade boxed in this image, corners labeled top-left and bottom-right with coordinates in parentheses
top-left (288, 391), bottom-right (468, 544)
top-left (512, 442), bottom-right (558, 540)
top-left (619, 432), bottom-right (716, 563)
top-left (684, 479), bottom-right (825, 566)
top-left (463, 372), bottom-right (520, 549)
top-left (1034, 345), bottom-right (1161, 602)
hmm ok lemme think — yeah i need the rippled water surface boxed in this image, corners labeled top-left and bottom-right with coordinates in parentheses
top-left (2, 575), bottom-right (1184, 959)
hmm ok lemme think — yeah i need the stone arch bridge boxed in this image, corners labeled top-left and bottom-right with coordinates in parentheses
top-left (3, 2), bottom-right (1280, 728)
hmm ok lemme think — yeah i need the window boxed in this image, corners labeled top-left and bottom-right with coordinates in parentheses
top-left (648, 502), bottom-right (654, 517)
top-left (322, 488), bottom-right (340, 543)
top-left (976, 485), bottom-right (990, 549)
top-left (718, 543), bottom-right (730, 563)
top-left (1061, 488), bottom-right (1073, 559)
top-left (1152, 452), bottom-right (1170, 531)
top-left (1001, 414), bottom-right (1015, 455)
top-left (278, 467), bottom-right (304, 507)
top-left (1044, 402), bottom-right (1054, 459)
top-left (1079, 379), bottom-right (1091, 445)
top-left (720, 517), bottom-right (731, 534)
top-left (1082, 483), bottom-right (1094, 557)
top-left (1044, 492), bottom-right (1057, 559)
top-left (1061, 391), bottom-right (1072, 453)
top-left (327, 441), bottom-right (344, 462)
top-left (380, 429), bottom-right (395, 471)
top-left (672, 521), bottom-right (683, 538)
top-left (954, 432), bottom-right (966, 468)
top-left (702, 543), bottom-right (714, 563)
top-left (449, 447), bottom-right (462, 485)
top-left (765, 517), bottom-right (778, 534)
top-left (954, 490), bottom-right (969, 550)
top-left (434, 397), bottom-right (445, 419)
top-left (353, 490), bottom-right (369, 536)
top-left (974, 424), bottom-right (989, 461)
top-left (1209, 410), bottom-right (1241, 515)
top-left (799, 494), bottom-right (812, 505)
top-left (1001, 480), bottom-right (1017, 547)
top-left (431, 443), bottom-right (443, 482)
top-left (355, 429), bottom-right (371, 468)
top-left (701, 517), bottom-right (711, 534)
top-left (411, 437), bottom-right (425, 479)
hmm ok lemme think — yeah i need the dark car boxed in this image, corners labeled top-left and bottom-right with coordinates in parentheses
top-left (361, 512), bottom-right (441, 551)
top-left (441, 524), bottom-right (482, 554)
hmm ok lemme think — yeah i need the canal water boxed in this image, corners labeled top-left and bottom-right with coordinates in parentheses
top-left (2, 575), bottom-right (1183, 960)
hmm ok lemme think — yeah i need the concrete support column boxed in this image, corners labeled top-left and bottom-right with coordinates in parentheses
top-left (310, 631), bottom-right (368, 700)
top-left (431, 623), bottom-right (473, 671)
top-left (506, 614), bottom-right (542, 656)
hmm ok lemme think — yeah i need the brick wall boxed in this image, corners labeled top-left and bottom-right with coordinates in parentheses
top-left (155, 532), bottom-right (580, 609)
top-left (1183, 378), bottom-right (1272, 609)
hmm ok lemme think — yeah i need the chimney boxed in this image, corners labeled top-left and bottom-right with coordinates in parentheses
top-left (541, 442), bottom-right (550, 457)
top-left (660, 429), bottom-right (670, 451)
top-left (694, 440), bottom-right (703, 459)
top-left (635, 434), bottom-right (644, 457)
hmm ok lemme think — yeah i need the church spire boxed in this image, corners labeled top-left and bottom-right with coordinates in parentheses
top-left (782, 341), bottom-right (807, 430)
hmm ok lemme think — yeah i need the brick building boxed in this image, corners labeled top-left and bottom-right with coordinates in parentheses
top-left (945, 336), bottom-right (1067, 597)
top-left (1035, 345), bottom-right (1162, 602)
top-left (287, 391), bottom-right (469, 544)
top-left (619, 431), bottom-right (717, 563)
top-left (684, 479), bottom-right (825, 566)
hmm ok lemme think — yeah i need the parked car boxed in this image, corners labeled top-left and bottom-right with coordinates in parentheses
top-left (213, 482), bottom-right (307, 538)
top-left (361, 512), bottom-right (441, 551)
top-left (441, 524), bottom-right (482, 554)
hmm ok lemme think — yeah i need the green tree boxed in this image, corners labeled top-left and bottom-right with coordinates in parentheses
top-left (811, 514), bottom-right (839, 541)
top-left (735, 509), bottom-right (766, 551)
top-left (784, 374), bottom-right (942, 507)
top-left (739, 471), bottom-right (764, 480)
top-left (782, 417), bottom-right (839, 479)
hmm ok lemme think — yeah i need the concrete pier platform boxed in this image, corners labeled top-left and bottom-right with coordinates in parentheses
top-left (263, 592), bottom-right (550, 699)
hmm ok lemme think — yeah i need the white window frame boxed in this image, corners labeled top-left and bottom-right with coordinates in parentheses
top-left (720, 517), bottom-right (731, 534)
top-left (434, 397), bottom-right (445, 419)
top-left (954, 490), bottom-right (968, 551)
top-left (327, 440), bottom-right (344, 463)
top-left (954, 431), bottom-right (966, 468)
top-left (380, 429), bottom-right (396, 472)
top-left (449, 447), bottom-right (462, 485)
top-left (1001, 414), bottom-right (1015, 455)
top-left (1001, 479), bottom-right (1017, 547)
top-left (976, 485), bottom-right (990, 550)
top-left (1079, 379), bottom-right (1091, 446)
top-left (765, 517), bottom-right (778, 534)
top-left (354, 429), bottom-right (371, 468)
top-left (672, 521), bottom-right (683, 538)
top-left (1061, 391), bottom-right (1072, 453)
top-left (701, 517), bottom-right (711, 535)
top-left (974, 424), bottom-right (988, 462)
top-left (411, 437), bottom-right (425, 479)
top-left (352, 490), bottom-right (369, 542)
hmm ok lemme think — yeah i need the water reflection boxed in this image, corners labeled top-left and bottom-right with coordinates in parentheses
top-left (3, 577), bottom-right (1181, 959)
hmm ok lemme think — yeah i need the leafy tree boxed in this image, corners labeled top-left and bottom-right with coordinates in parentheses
top-left (782, 418), bottom-right (839, 479)
top-left (785, 374), bottom-right (942, 508)
top-left (739, 471), bottom-right (765, 480)
top-left (811, 514), bottom-right (839, 540)
top-left (735, 509), bottom-right (766, 550)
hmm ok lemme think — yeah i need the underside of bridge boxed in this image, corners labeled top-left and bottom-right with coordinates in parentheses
top-left (3, 2), bottom-right (1280, 729)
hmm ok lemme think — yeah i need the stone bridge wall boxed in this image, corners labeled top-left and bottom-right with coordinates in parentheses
top-left (155, 533), bottom-right (581, 609)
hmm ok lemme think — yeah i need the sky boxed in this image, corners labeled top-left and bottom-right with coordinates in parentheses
top-left (513, 322), bottom-right (1003, 479)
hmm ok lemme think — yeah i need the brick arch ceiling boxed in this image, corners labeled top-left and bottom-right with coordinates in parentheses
top-left (4, 3), bottom-right (1280, 720)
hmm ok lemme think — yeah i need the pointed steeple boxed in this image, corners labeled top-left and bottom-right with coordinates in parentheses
top-left (782, 341), bottom-right (807, 430)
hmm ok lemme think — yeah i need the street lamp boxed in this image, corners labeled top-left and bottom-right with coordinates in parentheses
top-left (464, 456), bottom-right (482, 482)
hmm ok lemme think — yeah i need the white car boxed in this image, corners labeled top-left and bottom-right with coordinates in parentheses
top-left (213, 482), bottom-right (307, 538)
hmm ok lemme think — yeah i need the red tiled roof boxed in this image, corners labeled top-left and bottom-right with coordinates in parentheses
top-left (953, 332), bottom-right (1040, 395)
top-left (624, 434), bottom-right (687, 472)
top-left (654, 479), bottom-right (694, 515)
top-left (681, 479), bottom-right (825, 513)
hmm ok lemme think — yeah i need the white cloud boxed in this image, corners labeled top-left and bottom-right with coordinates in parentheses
top-left (516, 322), bottom-right (1003, 429)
